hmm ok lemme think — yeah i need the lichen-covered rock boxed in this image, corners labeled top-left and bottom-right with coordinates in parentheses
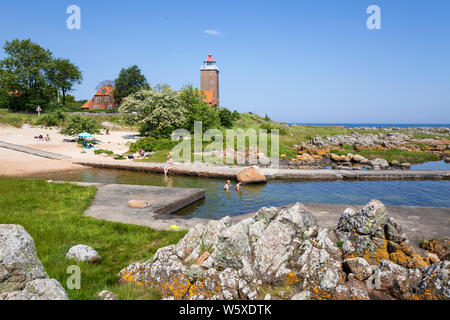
top-left (343, 257), bottom-right (373, 281)
top-left (0, 224), bottom-right (68, 300)
top-left (118, 200), bottom-right (447, 300)
top-left (335, 200), bottom-right (427, 269)
top-left (377, 260), bottom-right (422, 299)
top-left (66, 244), bottom-right (101, 263)
top-left (0, 279), bottom-right (68, 300)
top-left (416, 261), bottom-right (450, 299)
top-left (0, 225), bottom-right (48, 293)
top-left (420, 238), bottom-right (450, 261)
top-left (119, 203), bottom-right (344, 300)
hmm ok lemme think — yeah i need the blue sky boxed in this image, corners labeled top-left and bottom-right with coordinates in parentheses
top-left (0, 0), bottom-right (449, 123)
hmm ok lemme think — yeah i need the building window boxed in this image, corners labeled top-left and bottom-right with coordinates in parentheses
top-left (96, 96), bottom-right (101, 102)
top-left (210, 71), bottom-right (213, 75)
top-left (94, 105), bottom-right (98, 109)
top-left (210, 80), bottom-right (214, 85)
top-left (105, 96), bottom-right (109, 102)
top-left (108, 105), bottom-right (112, 110)
top-left (101, 90), bottom-right (106, 94)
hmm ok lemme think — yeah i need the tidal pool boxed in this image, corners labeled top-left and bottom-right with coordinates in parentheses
top-left (28, 168), bottom-right (450, 219)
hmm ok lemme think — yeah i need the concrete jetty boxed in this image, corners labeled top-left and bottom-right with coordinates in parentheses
top-left (0, 140), bottom-right (71, 160)
top-left (74, 160), bottom-right (450, 181)
top-left (60, 181), bottom-right (205, 230)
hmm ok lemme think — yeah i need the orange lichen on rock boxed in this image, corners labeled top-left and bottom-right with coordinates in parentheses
top-left (285, 272), bottom-right (300, 286)
top-left (310, 286), bottom-right (333, 300)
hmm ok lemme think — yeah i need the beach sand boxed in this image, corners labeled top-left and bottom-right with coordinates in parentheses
top-left (0, 124), bottom-right (138, 177)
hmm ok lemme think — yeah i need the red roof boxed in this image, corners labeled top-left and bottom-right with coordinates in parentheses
top-left (204, 54), bottom-right (216, 62)
top-left (95, 85), bottom-right (114, 96)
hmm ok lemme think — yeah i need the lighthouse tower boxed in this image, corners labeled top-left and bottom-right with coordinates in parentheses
top-left (200, 54), bottom-right (219, 107)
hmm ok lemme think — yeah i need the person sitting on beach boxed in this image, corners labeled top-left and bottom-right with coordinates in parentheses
top-left (224, 180), bottom-right (232, 191)
top-left (105, 129), bottom-right (110, 135)
top-left (164, 156), bottom-right (174, 176)
top-left (235, 182), bottom-right (242, 191)
top-left (139, 149), bottom-right (145, 157)
top-left (44, 134), bottom-right (50, 142)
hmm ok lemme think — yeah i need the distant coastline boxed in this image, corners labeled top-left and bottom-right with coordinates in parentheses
top-left (288, 123), bottom-right (450, 128)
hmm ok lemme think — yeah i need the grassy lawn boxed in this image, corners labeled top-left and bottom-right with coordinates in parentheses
top-left (0, 177), bottom-right (187, 300)
top-left (331, 147), bottom-right (440, 164)
top-left (0, 110), bottom-right (37, 128)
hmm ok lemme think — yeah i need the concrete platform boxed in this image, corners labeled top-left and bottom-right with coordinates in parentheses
top-left (0, 140), bottom-right (71, 160)
top-left (61, 181), bottom-right (448, 250)
top-left (62, 182), bottom-right (206, 230)
top-left (74, 160), bottom-right (450, 181)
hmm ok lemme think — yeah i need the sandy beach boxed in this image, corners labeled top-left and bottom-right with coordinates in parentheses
top-left (0, 124), bottom-right (138, 176)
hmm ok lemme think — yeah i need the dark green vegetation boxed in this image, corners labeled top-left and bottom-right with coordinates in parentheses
top-left (331, 146), bottom-right (441, 164)
top-left (112, 65), bottom-right (149, 105)
top-left (59, 115), bottom-right (102, 136)
top-left (0, 39), bottom-right (83, 111)
top-left (0, 177), bottom-right (187, 300)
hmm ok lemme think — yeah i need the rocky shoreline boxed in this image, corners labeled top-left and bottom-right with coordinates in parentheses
top-left (119, 200), bottom-right (449, 300)
top-left (286, 129), bottom-right (450, 170)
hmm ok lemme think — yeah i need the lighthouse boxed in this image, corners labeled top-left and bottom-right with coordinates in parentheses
top-left (200, 54), bottom-right (219, 107)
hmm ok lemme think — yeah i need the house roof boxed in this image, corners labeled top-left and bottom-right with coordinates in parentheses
top-left (201, 90), bottom-right (214, 104)
top-left (81, 100), bottom-right (93, 109)
top-left (95, 85), bottom-right (114, 96)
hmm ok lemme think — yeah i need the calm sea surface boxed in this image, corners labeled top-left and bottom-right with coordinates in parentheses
top-left (289, 123), bottom-right (450, 128)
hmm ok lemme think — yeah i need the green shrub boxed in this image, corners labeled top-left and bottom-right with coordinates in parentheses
top-left (128, 137), bottom-right (178, 153)
top-left (130, 137), bottom-right (179, 153)
top-left (60, 115), bottom-right (102, 136)
top-left (34, 111), bottom-right (66, 127)
top-left (94, 149), bottom-right (114, 155)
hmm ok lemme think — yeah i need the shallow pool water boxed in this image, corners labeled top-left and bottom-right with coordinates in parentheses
top-left (28, 168), bottom-right (450, 219)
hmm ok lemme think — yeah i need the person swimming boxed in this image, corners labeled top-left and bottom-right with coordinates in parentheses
top-left (223, 180), bottom-right (232, 191)
top-left (235, 182), bottom-right (242, 191)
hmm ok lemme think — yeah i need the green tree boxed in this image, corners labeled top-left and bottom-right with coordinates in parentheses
top-left (119, 88), bottom-right (186, 138)
top-left (113, 65), bottom-right (149, 105)
top-left (60, 115), bottom-right (102, 136)
top-left (218, 107), bottom-right (235, 128)
top-left (0, 39), bottom-right (54, 111)
top-left (178, 84), bottom-right (221, 132)
top-left (47, 58), bottom-right (82, 106)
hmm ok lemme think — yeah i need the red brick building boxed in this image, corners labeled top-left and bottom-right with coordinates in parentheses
top-left (200, 54), bottom-right (219, 107)
top-left (81, 85), bottom-right (117, 110)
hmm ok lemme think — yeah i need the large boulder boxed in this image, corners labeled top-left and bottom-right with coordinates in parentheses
top-left (236, 166), bottom-right (266, 184)
top-left (335, 200), bottom-right (428, 269)
top-left (1, 279), bottom-right (68, 300)
top-left (369, 158), bottom-right (389, 169)
top-left (0, 225), bottom-right (68, 300)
